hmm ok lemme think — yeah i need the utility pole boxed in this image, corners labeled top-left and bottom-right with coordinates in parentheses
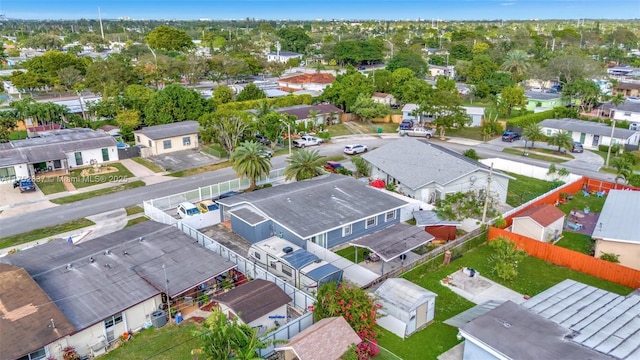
top-left (605, 120), bottom-right (616, 167)
top-left (163, 264), bottom-right (172, 323)
top-left (98, 7), bottom-right (105, 40)
top-left (482, 163), bottom-right (494, 224)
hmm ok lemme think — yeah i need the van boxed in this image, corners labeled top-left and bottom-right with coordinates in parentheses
top-left (177, 202), bottom-right (200, 218)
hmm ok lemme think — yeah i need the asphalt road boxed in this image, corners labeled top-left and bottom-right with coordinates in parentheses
top-left (0, 136), bottom-right (614, 237)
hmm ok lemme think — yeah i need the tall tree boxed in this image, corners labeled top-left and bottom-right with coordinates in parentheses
top-left (144, 84), bottom-right (209, 125)
top-left (114, 110), bottom-right (141, 141)
top-left (199, 110), bottom-right (253, 154)
top-left (350, 93), bottom-right (389, 121)
top-left (385, 51), bottom-right (428, 77)
top-left (322, 68), bottom-right (375, 112)
top-left (231, 141), bottom-right (272, 191)
top-left (84, 54), bottom-right (139, 97)
top-left (499, 86), bottom-right (527, 119)
top-left (212, 85), bottom-right (235, 105)
top-left (0, 111), bottom-right (17, 142)
top-left (421, 78), bottom-right (470, 139)
top-left (501, 49), bottom-right (530, 82)
top-left (522, 123), bottom-right (545, 149)
top-left (284, 149), bottom-right (324, 181)
top-left (276, 27), bottom-right (312, 53)
top-left (146, 25), bottom-right (195, 52)
top-left (547, 130), bottom-right (574, 153)
top-left (562, 79), bottom-right (602, 113)
top-left (236, 83), bottom-right (267, 102)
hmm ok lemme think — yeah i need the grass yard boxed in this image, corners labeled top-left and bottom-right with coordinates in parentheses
top-left (335, 246), bottom-right (370, 263)
top-left (100, 323), bottom-right (204, 360)
top-left (557, 192), bottom-right (606, 214)
top-left (375, 122), bottom-right (402, 134)
top-left (505, 172), bottom-right (556, 207)
top-left (131, 157), bottom-right (165, 173)
top-left (9, 130), bottom-right (28, 140)
top-left (168, 162), bottom-right (231, 177)
top-left (35, 177), bottom-right (67, 195)
top-left (125, 205), bottom-right (145, 216)
top-left (502, 148), bottom-right (569, 163)
top-left (69, 163), bottom-right (134, 189)
top-left (125, 216), bottom-right (149, 227)
top-left (50, 181), bottom-right (145, 204)
top-left (0, 218), bottom-right (95, 249)
top-left (325, 123), bottom-right (354, 137)
top-left (556, 232), bottom-right (594, 254)
top-left (443, 127), bottom-right (490, 141)
top-left (524, 147), bottom-right (574, 159)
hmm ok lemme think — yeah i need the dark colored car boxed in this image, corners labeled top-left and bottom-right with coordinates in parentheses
top-left (501, 131), bottom-right (521, 142)
top-left (571, 142), bottom-right (584, 153)
top-left (16, 178), bottom-right (36, 192)
top-left (324, 161), bottom-right (343, 173)
top-left (358, 65), bottom-right (366, 70)
top-left (255, 135), bottom-right (271, 146)
top-left (212, 191), bottom-right (240, 202)
top-left (399, 120), bottom-right (414, 130)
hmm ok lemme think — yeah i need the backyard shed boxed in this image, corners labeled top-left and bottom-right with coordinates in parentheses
top-left (373, 278), bottom-right (437, 338)
top-left (511, 204), bottom-right (565, 242)
top-left (413, 210), bottom-right (460, 241)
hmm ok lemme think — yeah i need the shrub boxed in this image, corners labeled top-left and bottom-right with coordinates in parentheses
top-left (506, 107), bottom-right (578, 128)
top-left (463, 148), bottom-right (479, 160)
top-left (337, 167), bottom-right (353, 176)
top-left (488, 237), bottom-right (526, 281)
top-left (351, 157), bottom-right (371, 177)
top-left (317, 131), bottom-right (332, 140)
top-left (600, 253), bottom-right (620, 263)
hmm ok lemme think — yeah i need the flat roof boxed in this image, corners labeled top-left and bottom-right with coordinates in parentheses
top-left (592, 190), bottom-right (640, 243)
top-left (351, 223), bottom-right (434, 262)
top-left (539, 118), bottom-right (638, 139)
top-left (135, 120), bottom-right (199, 140)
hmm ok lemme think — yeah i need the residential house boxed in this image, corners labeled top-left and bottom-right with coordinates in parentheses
top-left (213, 279), bottom-right (291, 332)
top-left (607, 65), bottom-right (640, 78)
top-left (0, 221), bottom-right (236, 359)
top-left (0, 264), bottom-right (75, 360)
top-left (524, 90), bottom-right (567, 111)
top-left (0, 128), bottom-right (118, 180)
top-left (361, 138), bottom-right (512, 204)
top-left (274, 316), bottom-right (361, 360)
top-left (216, 174), bottom-right (408, 250)
top-left (99, 125), bottom-right (121, 136)
top-left (511, 204), bottom-right (566, 242)
top-left (134, 120), bottom-right (199, 157)
top-left (266, 51), bottom-right (303, 63)
top-left (602, 100), bottom-right (640, 129)
top-left (275, 104), bottom-right (343, 126)
top-left (613, 81), bottom-right (640, 97)
top-left (401, 103), bottom-right (420, 121)
top-left (592, 190), bottom-right (640, 270)
top-left (371, 92), bottom-right (396, 105)
top-left (277, 73), bottom-right (335, 92)
top-left (539, 118), bottom-right (640, 149)
top-left (428, 65), bottom-right (455, 78)
top-left (459, 279), bottom-right (640, 360)
top-left (373, 278), bottom-right (437, 338)
top-left (462, 106), bottom-right (484, 127)
top-left (402, 103), bottom-right (479, 125)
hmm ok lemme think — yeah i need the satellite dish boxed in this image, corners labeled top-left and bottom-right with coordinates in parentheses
top-left (470, 175), bottom-right (477, 184)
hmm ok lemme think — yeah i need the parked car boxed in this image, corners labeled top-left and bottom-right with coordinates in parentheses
top-left (197, 200), bottom-right (219, 213)
top-left (344, 144), bottom-right (368, 155)
top-left (255, 134), bottom-right (271, 146)
top-left (324, 161), bottom-right (343, 173)
top-left (398, 120), bottom-right (414, 130)
top-left (212, 191), bottom-right (240, 202)
top-left (292, 135), bottom-right (323, 148)
top-left (259, 147), bottom-right (273, 158)
top-left (400, 127), bottom-right (434, 138)
top-left (530, 86), bottom-right (543, 92)
top-left (571, 142), bottom-right (584, 153)
top-left (501, 131), bottom-right (521, 142)
top-left (358, 65), bottom-right (366, 70)
top-left (390, 104), bottom-right (400, 109)
top-left (15, 178), bottom-right (36, 193)
top-left (177, 202), bottom-right (200, 218)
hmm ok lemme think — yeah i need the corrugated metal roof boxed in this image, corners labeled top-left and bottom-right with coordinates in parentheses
top-left (304, 263), bottom-right (342, 282)
top-left (525, 90), bottom-right (562, 100)
top-left (351, 223), bottom-right (434, 262)
top-left (281, 249), bottom-right (320, 270)
top-left (539, 118), bottom-right (638, 139)
top-left (135, 120), bottom-right (199, 140)
top-left (213, 279), bottom-right (291, 324)
top-left (413, 210), bottom-right (461, 227)
top-left (443, 300), bottom-right (504, 328)
top-left (374, 278), bottom-right (437, 313)
top-left (592, 190), bottom-right (640, 244)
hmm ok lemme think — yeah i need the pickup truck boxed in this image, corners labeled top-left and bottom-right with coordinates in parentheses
top-left (399, 127), bottom-right (434, 138)
top-left (292, 135), bottom-right (323, 148)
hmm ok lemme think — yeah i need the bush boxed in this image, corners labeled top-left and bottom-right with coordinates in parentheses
top-left (217, 94), bottom-right (312, 112)
top-left (598, 143), bottom-right (621, 154)
top-left (463, 148), bottom-right (479, 160)
top-left (600, 253), bottom-right (620, 263)
top-left (506, 107), bottom-right (578, 128)
top-left (317, 131), bottom-right (331, 140)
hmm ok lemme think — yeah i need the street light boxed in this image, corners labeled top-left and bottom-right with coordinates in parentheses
top-left (146, 44), bottom-right (159, 89)
top-left (605, 120), bottom-right (616, 167)
top-left (281, 120), bottom-right (292, 156)
top-left (383, 39), bottom-right (394, 58)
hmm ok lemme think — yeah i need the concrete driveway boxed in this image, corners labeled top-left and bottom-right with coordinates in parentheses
top-left (0, 181), bottom-right (46, 209)
top-left (149, 149), bottom-right (223, 172)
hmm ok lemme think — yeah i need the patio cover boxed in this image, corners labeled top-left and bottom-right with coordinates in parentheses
top-left (413, 210), bottom-right (460, 227)
top-left (350, 223), bottom-right (435, 262)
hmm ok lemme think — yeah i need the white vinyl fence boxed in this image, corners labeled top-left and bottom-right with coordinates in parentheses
top-left (480, 158), bottom-right (582, 183)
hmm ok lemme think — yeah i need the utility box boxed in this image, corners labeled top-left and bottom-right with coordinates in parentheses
top-left (151, 310), bottom-right (167, 328)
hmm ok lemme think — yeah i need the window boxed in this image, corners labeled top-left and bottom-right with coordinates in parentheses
top-left (342, 224), bottom-right (352, 237)
top-left (183, 136), bottom-right (191, 146)
top-left (385, 210), bottom-right (396, 222)
top-left (366, 216), bottom-right (377, 228)
top-left (0, 166), bottom-right (16, 181)
top-left (74, 152), bottom-right (83, 166)
top-left (148, 140), bottom-right (152, 147)
top-left (104, 313), bottom-right (123, 328)
top-left (163, 140), bottom-right (172, 150)
top-left (624, 112), bottom-right (632, 116)
top-left (102, 148), bottom-right (109, 162)
top-left (254, 252), bottom-right (261, 260)
top-left (53, 160), bottom-right (62, 169)
top-left (17, 348), bottom-right (46, 360)
top-left (546, 129), bottom-right (552, 136)
top-left (136, 135), bottom-right (140, 143)
top-left (282, 265), bottom-right (293, 277)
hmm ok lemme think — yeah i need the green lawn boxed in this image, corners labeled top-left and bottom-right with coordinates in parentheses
top-left (125, 216), bottom-right (149, 227)
top-left (325, 123), bottom-right (354, 137)
top-left (125, 205), bottom-right (145, 216)
top-left (505, 172), bottom-right (556, 207)
top-left (502, 148), bottom-right (569, 163)
top-left (99, 323), bottom-right (204, 360)
top-left (50, 181), bottom-right (145, 204)
top-left (35, 177), bottom-right (67, 195)
top-left (375, 122), bottom-right (402, 133)
top-left (556, 232), bottom-right (594, 254)
top-left (69, 162), bottom-right (135, 189)
top-left (0, 218), bottom-right (95, 249)
top-left (336, 246), bottom-right (370, 263)
top-left (132, 157), bottom-right (165, 173)
top-left (443, 127), bottom-right (491, 141)
top-left (557, 192), bottom-right (606, 214)
top-left (522, 146), bottom-right (574, 159)
top-left (168, 162), bottom-right (232, 177)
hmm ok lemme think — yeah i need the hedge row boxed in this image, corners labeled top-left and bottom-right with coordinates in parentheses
top-left (506, 107), bottom-right (578, 128)
top-left (217, 94), bottom-right (313, 111)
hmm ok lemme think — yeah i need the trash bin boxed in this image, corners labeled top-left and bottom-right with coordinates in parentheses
top-left (377, 127), bottom-right (382, 133)
top-left (175, 312), bottom-right (183, 324)
top-left (151, 310), bottom-right (167, 328)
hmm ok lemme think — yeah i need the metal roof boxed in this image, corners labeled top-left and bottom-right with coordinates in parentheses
top-left (135, 120), bottom-right (199, 140)
top-left (413, 210), bottom-right (460, 227)
top-left (229, 206), bottom-right (268, 226)
top-left (461, 301), bottom-right (614, 360)
top-left (443, 300), bottom-right (505, 328)
top-left (304, 263), bottom-right (342, 282)
top-left (361, 138), bottom-right (509, 191)
top-left (592, 190), bottom-right (640, 244)
top-left (281, 249), bottom-right (320, 270)
top-left (351, 223), bottom-right (434, 262)
top-left (374, 278), bottom-right (437, 313)
top-left (539, 118), bottom-right (638, 139)
top-left (521, 279), bottom-right (640, 359)
top-left (213, 279), bottom-right (291, 324)
top-left (219, 174), bottom-right (408, 239)
top-left (275, 104), bottom-right (343, 121)
top-left (0, 221), bottom-right (235, 331)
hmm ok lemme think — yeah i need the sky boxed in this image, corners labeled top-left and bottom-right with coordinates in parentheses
top-left (2, 0), bottom-right (640, 21)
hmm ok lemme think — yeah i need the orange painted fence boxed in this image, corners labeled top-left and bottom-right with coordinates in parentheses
top-left (488, 227), bottom-right (640, 289)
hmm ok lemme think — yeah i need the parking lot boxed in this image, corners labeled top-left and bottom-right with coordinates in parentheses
top-left (149, 149), bottom-right (224, 172)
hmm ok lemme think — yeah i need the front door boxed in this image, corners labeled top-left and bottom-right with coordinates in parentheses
top-left (592, 135), bottom-right (600, 147)
top-left (580, 133), bottom-right (586, 144)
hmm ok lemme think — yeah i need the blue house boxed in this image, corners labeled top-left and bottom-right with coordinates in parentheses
top-left (216, 174), bottom-right (409, 250)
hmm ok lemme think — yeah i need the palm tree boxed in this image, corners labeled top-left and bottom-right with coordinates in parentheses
top-left (522, 123), bottom-right (545, 149)
top-left (284, 149), bottom-right (324, 181)
top-left (547, 130), bottom-right (573, 153)
top-left (230, 141), bottom-right (272, 191)
top-left (611, 157), bottom-right (632, 184)
top-left (610, 93), bottom-right (625, 107)
top-left (501, 50), bottom-right (530, 82)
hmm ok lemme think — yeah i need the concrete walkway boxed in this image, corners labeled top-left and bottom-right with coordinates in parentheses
top-left (442, 268), bottom-right (526, 305)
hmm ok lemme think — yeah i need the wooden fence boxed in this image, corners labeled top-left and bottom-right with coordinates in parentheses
top-left (488, 227), bottom-right (640, 289)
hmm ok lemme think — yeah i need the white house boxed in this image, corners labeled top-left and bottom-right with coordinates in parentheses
top-left (372, 92), bottom-right (396, 105)
top-left (277, 73), bottom-right (335, 92)
top-left (462, 106), bottom-right (484, 127)
top-left (428, 65), bottom-right (455, 78)
top-left (602, 99), bottom-right (640, 129)
top-left (402, 103), bottom-right (420, 121)
top-left (511, 204), bottom-right (566, 242)
top-left (373, 278), bottom-right (437, 338)
top-left (134, 121), bottom-right (199, 157)
top-left (266, 51), bottom-right (303, 63)
top-left (539, 118), bottom-right (640, 149)
top-left (361, 138), bottom-right (513, 204)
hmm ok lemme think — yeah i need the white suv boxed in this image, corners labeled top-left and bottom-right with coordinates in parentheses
top-left (177, 202), bottom-right (200, 218)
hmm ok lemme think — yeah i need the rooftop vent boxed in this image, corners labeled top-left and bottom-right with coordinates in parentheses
top-left (138, 237), bottom-right (144, 242)
top-left (89, 257), bottom-right (95, 263)
top-left (123, 250), bottom-right (129, 256)
top-left (66, 263), bottom-right (72, 270)
top-left (283, 246), bottom-right (294, 254)
top-left (104, 249), bottom-right (111, 255)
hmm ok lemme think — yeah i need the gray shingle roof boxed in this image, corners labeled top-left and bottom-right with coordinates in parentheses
top-left (213, 279), bottom-right (291, 324)
top-left (135, 120), bottom-right (199, 140)
top-left (539, 118), bottom-right (638, 139)
top-left (0, 128), bottom-right (117, 166)
top-left (602, 100), bottom-right (640, 113)
top-left (275, 104), bottom-right (343, 121)
top-left (525, 90), bottom-right (562, 100)
top-left (592, 190), bottom-right (640, 244)
top-left (0, 221), bottom-right (235, 331)
top-left (217, 174), bottom-right (408, 239)
top-left (361, 138), bottom-right (506, 191)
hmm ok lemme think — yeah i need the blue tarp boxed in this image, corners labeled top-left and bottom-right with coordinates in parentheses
top-left (282, 249), bottom-right (319, 270)
top-left (305, 263), bottom-right (343, 283)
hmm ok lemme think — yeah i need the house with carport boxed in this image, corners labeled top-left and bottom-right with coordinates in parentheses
top-left (361, 138), bottom-right (512, 204)
top-left (134, 120), bottom-right (199, 157)
top-left (592, 189), bottom-right (640, 270)
top-left (511, 204), bottom-right (566, 243)
top-left (0, 221), bottom-right (236, 360)
top-left (538, 118), bottom-right (640, 150)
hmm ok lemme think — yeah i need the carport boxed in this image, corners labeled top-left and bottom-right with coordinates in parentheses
top-left (350, 223), bottom-right (434, 275)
